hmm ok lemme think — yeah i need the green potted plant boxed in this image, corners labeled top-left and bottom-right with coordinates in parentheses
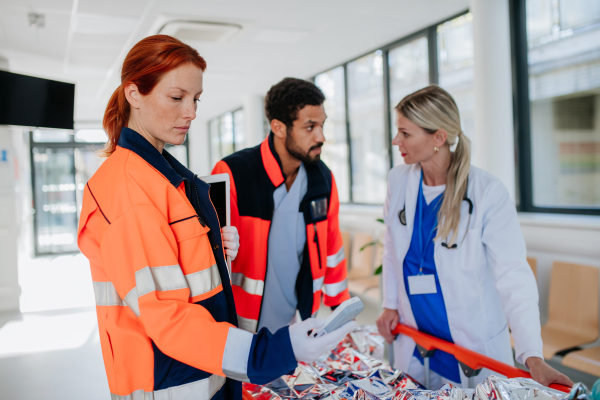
top-left (359, 218), bottom-right (384, 276)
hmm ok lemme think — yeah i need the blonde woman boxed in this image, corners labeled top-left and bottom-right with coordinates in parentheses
top-left (376, 86), bottom-right (572, 389)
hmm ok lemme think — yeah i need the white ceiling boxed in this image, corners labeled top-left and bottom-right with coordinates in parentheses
top-left (0, 0), bottom-right (469, 127)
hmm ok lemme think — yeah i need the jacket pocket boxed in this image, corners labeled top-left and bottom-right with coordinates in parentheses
top-left (170, 215), bottom-right (210, 243)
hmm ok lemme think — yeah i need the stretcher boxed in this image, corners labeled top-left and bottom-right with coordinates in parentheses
top-left (391, 323), bottom-right (571, 393)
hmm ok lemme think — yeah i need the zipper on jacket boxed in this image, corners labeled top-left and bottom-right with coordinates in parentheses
top-left (184, 177), bottom-right (206, 227)
top-left (313, 224), bottom-right (323, 270)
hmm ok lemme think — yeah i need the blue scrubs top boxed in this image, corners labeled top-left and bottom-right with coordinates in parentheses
top-left (402, 175), bottom-right (460, 382)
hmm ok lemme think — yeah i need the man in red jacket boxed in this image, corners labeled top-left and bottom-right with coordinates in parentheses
top-left (213, 78), bottom-right (350, 333)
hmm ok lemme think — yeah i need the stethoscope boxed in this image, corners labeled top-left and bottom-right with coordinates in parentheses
top-left (398, 178), bottom-right (473, 249)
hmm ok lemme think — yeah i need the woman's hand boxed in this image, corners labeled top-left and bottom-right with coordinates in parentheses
top-left (526, 357), bottom-right (573, 388)
top-left (221, 226), bottom-right (240, 261)
top-left (376, 308), bottom-right (400, 344)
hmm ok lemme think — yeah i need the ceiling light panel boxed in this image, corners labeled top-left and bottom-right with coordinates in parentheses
top-left (158, 21), bottom-right (242, 44)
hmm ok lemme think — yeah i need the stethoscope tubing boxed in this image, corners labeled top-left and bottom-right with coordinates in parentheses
top-left (398, 179), bottom-right (473, 249)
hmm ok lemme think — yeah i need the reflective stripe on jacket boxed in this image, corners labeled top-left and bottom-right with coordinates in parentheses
top-left (212, 132), bottom-right (350, 333)
top-left (78, 127), bottom-right (297, 400)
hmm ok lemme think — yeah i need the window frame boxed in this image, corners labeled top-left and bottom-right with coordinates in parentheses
top-left (312, 10), bottom-right (469, 204)
top-left (509, 0), bottom-right (600, 216)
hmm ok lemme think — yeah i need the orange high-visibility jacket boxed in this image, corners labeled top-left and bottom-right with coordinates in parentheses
top-left (78, 127), bottom-right (296, 400)
top-left (212, 133), bottom-right (350, 333)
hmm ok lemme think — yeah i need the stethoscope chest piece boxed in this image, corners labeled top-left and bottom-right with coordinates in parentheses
top-left (399, 208), bottom-right (407, 226)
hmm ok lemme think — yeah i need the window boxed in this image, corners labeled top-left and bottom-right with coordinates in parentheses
top-left (513, 0), bottom-right (600, 213)
top-left (388, 36), bottom-right (430, 166)
top-left (310, 11), bottom-right (474, 204)
top-left (347, 51), bottom-right (388, 203)
top-left (31, 130), bottom-right (106, 255)
top-left (31, 128), bottom-right (190, 255)
top-left (315, 66), bottom-right (350, 202)
top-left (437, 13), bottom-right (475, 156)
top-left (208, 109), bottom-right (245, 167)
top-left (32, 147), bottom-right (80, 254)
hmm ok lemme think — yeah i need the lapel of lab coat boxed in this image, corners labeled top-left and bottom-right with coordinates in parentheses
top-left (404, 163), bottom-right (422, 246)
top-left (392, 163), bottom-right (426, 375)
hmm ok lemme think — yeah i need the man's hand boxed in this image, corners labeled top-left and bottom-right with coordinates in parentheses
top-left (526, 357), bottom-right (573, 388)
top-left (376, 308), bottom-right (400, 344)
top-left (221, 226), bottom-right (240, 261)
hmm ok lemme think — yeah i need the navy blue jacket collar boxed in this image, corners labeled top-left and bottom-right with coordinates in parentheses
top-left (117, 127), bottom-right (186, 188)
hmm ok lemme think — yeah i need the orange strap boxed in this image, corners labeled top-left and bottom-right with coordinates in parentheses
top-left (392, 324), bottom-right (570, 393)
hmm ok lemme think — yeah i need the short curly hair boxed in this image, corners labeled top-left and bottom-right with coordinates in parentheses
top-left (264, 77), bottom-right (325, 128)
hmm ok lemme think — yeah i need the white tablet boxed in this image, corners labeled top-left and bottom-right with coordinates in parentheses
top-left (199, 173), bottom-right (231, 274)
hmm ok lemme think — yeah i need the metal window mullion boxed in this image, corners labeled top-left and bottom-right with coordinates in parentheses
top-left (343, 63), bottom-right (354, 203)
top-left (29, 130), bottom-right (41, 257)
top-left (509, 0), bottom-right (533, 212)
top-left (427, 26), bottom-right (439, 85)
top-left (383, 49), bottom-right (393, 170)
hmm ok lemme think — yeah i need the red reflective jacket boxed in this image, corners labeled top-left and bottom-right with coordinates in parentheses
top-left (212, 133), bottom-right (350, 333)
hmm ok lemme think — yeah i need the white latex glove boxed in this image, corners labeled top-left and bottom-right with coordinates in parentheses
top-left (221, 226), bottom-right (239, 260)
top-left (289, 318), bottom-right (357, 363)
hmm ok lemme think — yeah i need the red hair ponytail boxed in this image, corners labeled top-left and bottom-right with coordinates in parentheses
top-left (102, 35), bottom-right (207, 156)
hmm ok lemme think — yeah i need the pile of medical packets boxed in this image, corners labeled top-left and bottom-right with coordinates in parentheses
top-left (243, 325), bottom-right (587, 400)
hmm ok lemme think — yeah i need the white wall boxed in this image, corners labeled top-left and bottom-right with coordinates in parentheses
top-left (471, 0), bottom-right (516, 201)
top-left (243, 95), bottom-right (267, 148)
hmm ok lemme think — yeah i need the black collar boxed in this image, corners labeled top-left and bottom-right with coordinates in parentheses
top-left (117, 127), bottom-right (185, 188)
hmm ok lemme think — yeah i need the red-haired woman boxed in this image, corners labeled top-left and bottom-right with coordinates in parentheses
top-left (77, 35), bottom-right (354, 400)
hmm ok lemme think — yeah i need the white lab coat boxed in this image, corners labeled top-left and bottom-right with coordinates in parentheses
top-left (383, 163), bottom-right (543, 386)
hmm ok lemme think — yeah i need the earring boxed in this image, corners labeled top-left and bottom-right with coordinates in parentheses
top-left (434, 147), bottom-right (439, 153)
